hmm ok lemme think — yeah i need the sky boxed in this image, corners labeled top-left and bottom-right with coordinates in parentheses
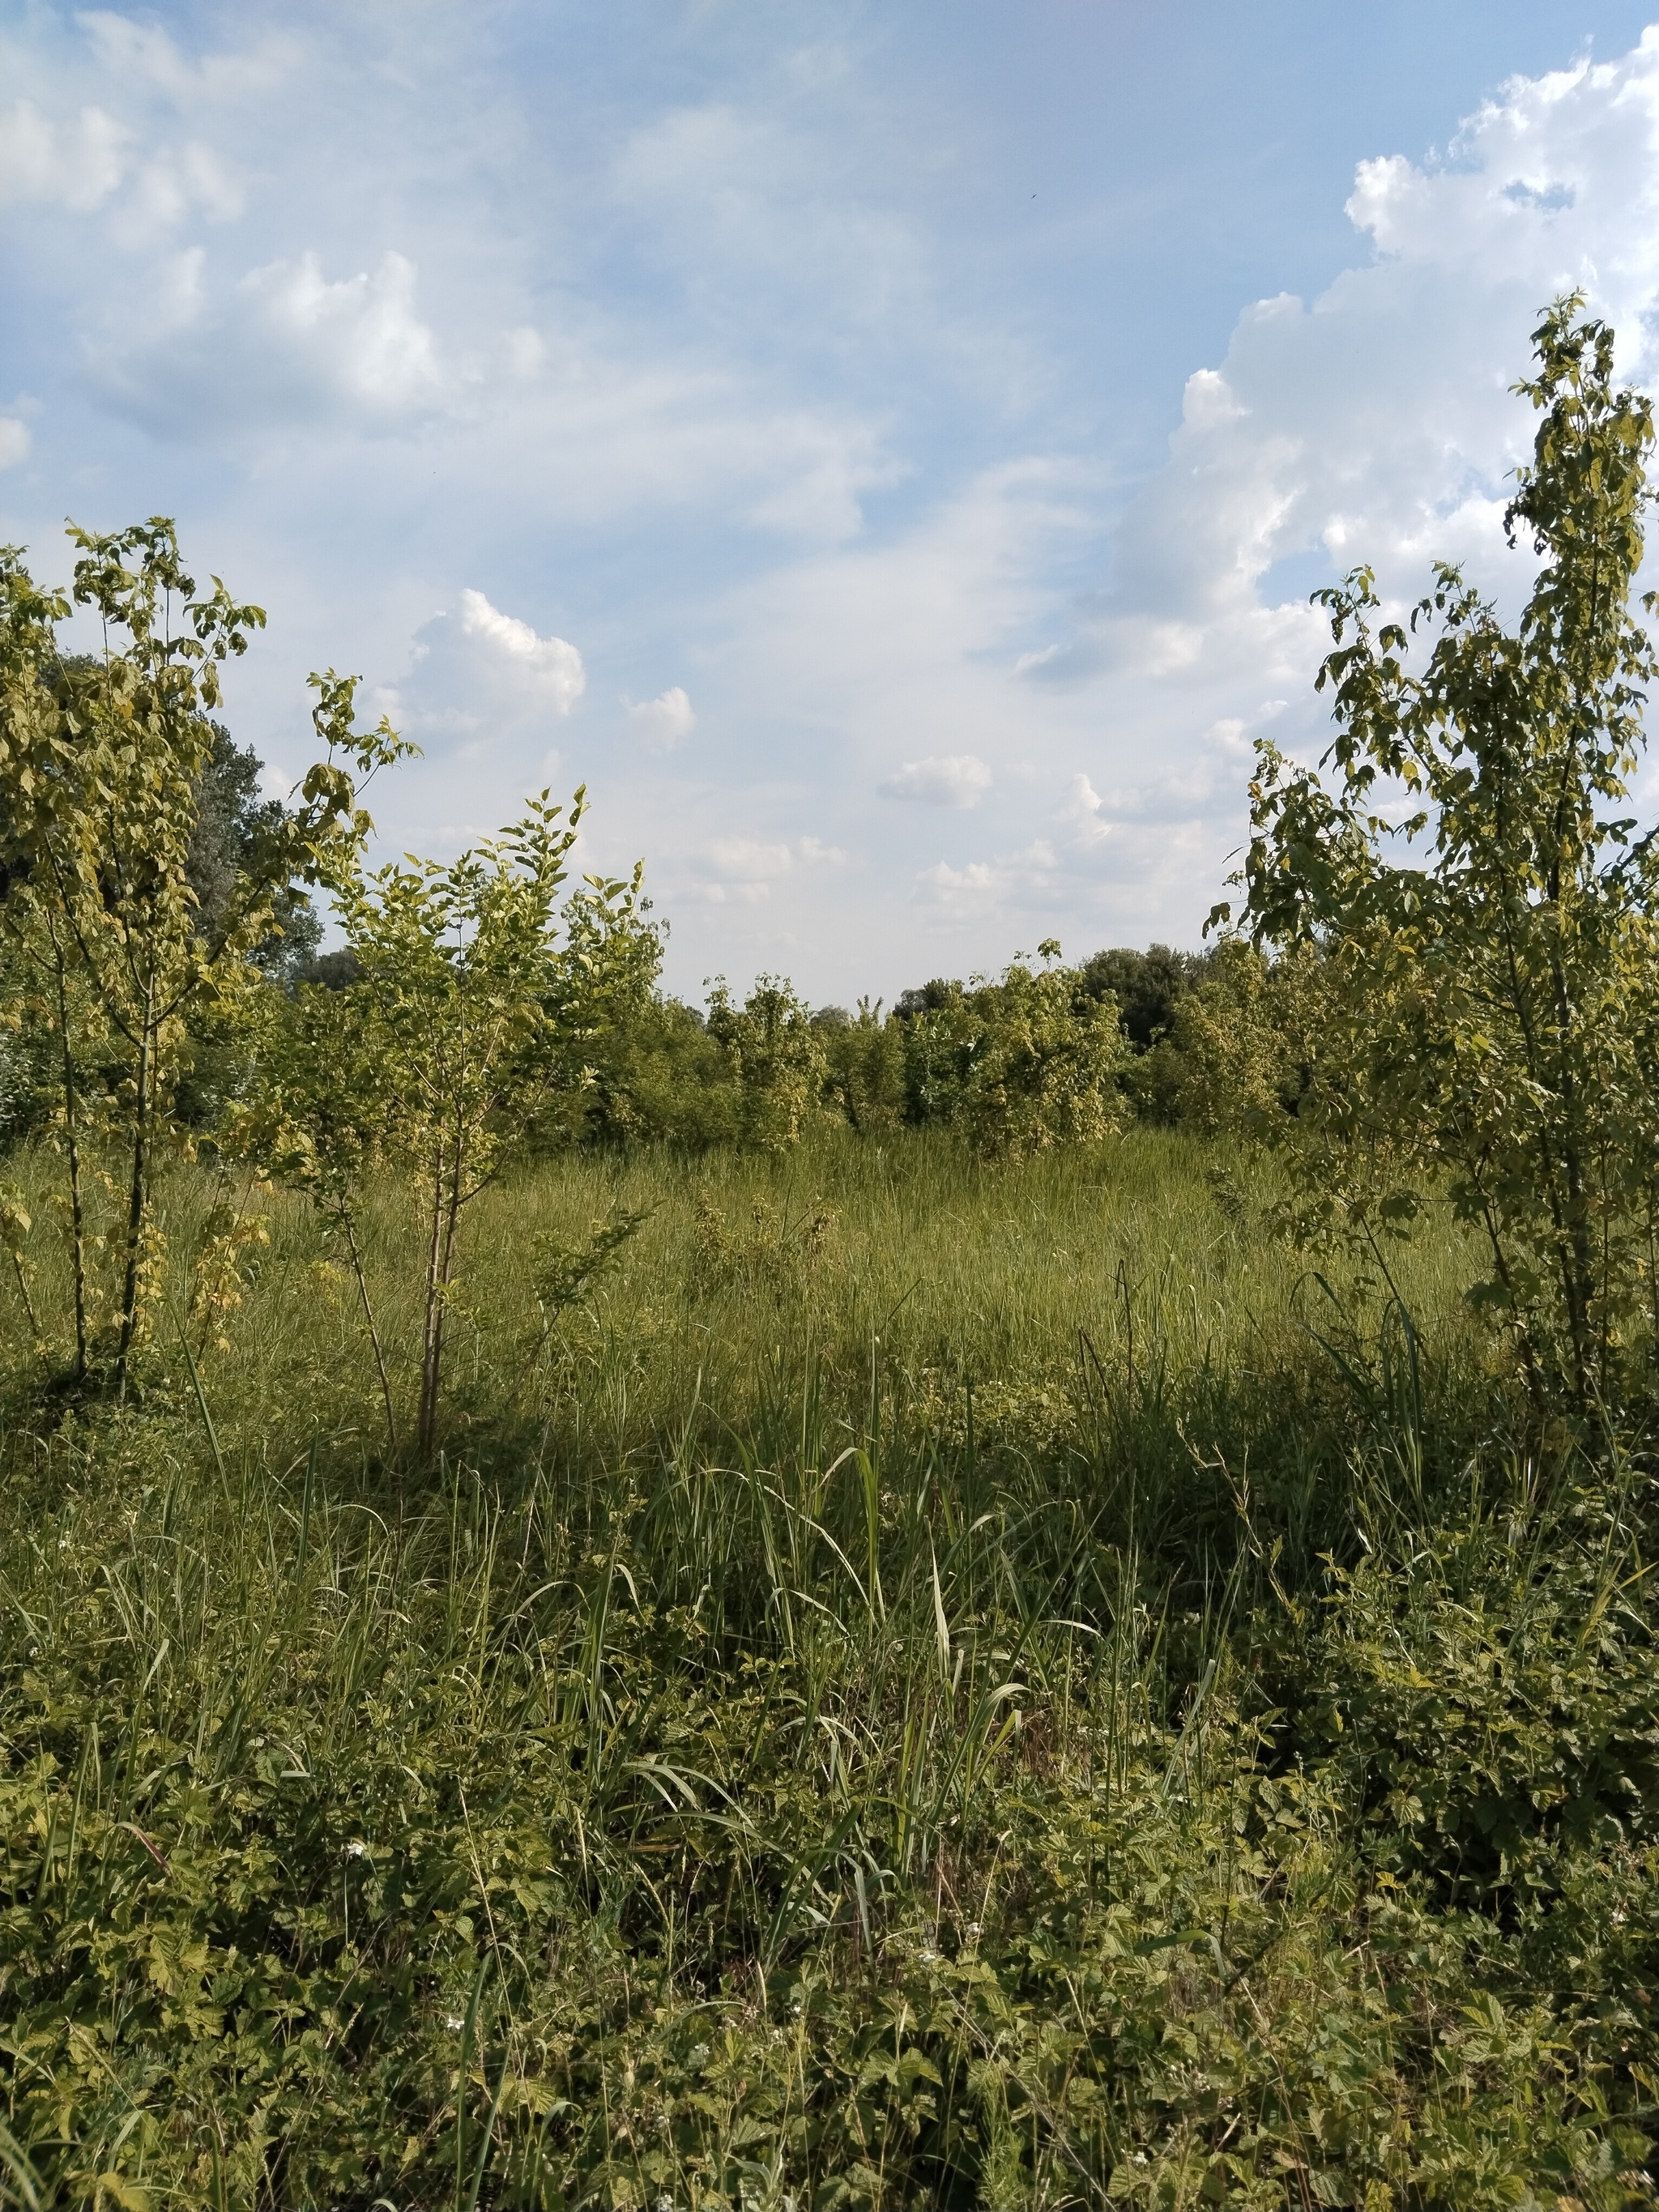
top-left (3, 3), bottom-right (1659, 1005)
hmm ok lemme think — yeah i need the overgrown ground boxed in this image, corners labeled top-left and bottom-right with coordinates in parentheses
top-left (2, 1132), bottom-right (1657, 2208)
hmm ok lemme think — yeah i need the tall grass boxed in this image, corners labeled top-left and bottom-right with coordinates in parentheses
top-left (1, 1131), bottom-right (1654, 2208)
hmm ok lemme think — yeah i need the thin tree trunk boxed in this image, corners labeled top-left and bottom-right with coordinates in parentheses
top-left (418, 1136), bottom-right (448, 1458)
top-left (53, 968), bottom-right (90, 1384)
top-left (340, 1204), bottom-right (399, 1463)
top-left (114, 993), bottom-right (155, 1398)
top-left (433, 1125), bottom-right (467, 1420)
top-left (7, 1249), bottom-right (42, 1352)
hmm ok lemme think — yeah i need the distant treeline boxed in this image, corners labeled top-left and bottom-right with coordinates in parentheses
top-left (528, 936), bottom-right (1313, 1157)
top-left (0, 715), bottom-right (1309, 1170)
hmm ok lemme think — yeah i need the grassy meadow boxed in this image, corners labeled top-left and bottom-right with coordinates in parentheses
top-left (2, 1129), bottom-right (1656, 2209)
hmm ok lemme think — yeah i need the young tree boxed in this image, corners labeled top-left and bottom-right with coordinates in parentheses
top-left (819, 999), bottom-right (906, 1136)
top-left (0, 521), bottom-right (404, 1391)
top-left (327, 791), bottom-right (614, 1458)
top-left (186, 721), bottom-right (324, 985)
top-left (1220, 299), bottom-right (1659, 1409)
top-left (954, 953), bottom-right (1129, 1160)
top-left (232, 971), bottom-right (400, 1451)
top-left (895, 953), bottom-right (1130, 1157)
top-left (705, 975), bottom-right (829, 1150)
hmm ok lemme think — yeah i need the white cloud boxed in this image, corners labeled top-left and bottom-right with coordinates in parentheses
top-left (77, 12), bottom-right (301, 105)
top-left (707, 837), bottom-right (794, 880)
top-left (0, 81), bottom-right (244, 241)
top-left (0, 418), bottom-right (32, 471)
top-left (238, 251), bottom-right (443, 416)
top-left (626, 685), bottom-right (697, 748)
top-left (914, 839), bottom-right (1061, 914)
top-left (880, 753), bottom-right (993, 807)
top-left (694, 834), bottom-right (788, 906)
top-left (458, 590), bottom-right (585, 712)
top-left (997, 27), bottom-right (1659, 941)
top-left (115, 143), bottom-right (244, 241)
top-left (382, 590), bottom-right (584, 746)
top-left (0, 100), bottom-right (127, 211)
top-left (1061, 773), bottom-right (1111, 845)
top-left (91, 249), bottom-right (447, 436)
top-left (612, 94), bottom-right (929, 343)
top-left (916, 858), bottom-right (1000, 906)
top-left (11, 6), bottom-right (1659, 999)
top-left (686, 832), bottom-right (851, 905)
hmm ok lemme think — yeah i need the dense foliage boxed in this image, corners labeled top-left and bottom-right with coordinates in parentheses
top-left (1, 1140), bottom-right (1657, 2208)
top-left (1225, 300), bottom-right (1659, 1412)
top-left (2, 299), bottom-right (1659, 2208)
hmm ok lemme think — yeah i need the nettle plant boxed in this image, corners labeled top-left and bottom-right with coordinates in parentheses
top-left (0, 522), bottom-right (403, 1393)
top-left (1223, 299), bottom-right (1659, 1411)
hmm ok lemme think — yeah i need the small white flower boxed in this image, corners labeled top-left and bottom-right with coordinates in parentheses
top-left (444, 2014), bottom-right (465, 2032)
top-left (343, 1839), bottom-right (368, 1859)
top-left (918, 1947), bottom-right (940, 1964)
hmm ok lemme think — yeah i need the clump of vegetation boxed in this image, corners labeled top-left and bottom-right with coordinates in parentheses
top-left (1225, 299), bottom-right (1659, 1413)
top-left (3, 298), bottom-right (1659, 2208)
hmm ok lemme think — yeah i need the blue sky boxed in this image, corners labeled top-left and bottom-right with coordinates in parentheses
top-left (4, 3), bottom-right (1659, 1002)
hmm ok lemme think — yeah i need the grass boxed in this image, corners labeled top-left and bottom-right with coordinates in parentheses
top-left (1, 1128), bottom-right (1656, 2208)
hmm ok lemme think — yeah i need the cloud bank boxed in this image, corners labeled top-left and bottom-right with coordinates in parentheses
top-left (4, 8), bottom-right (1658, 998)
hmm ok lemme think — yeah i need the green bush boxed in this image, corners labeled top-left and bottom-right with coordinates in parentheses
top-left (897, 958), bottom-right (1131, 1157)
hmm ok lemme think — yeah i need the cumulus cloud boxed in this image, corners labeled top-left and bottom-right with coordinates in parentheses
top-left (382, 590), bottom-right (585, 745)
top-left (1130, 39), bottom-right (1658, 651)
top-left (91, 249), bottom-right (447, 437)
top-left (880, 753), bottom-right (993, 807)
top-left (245, 253), bottom-right (441, 412)
top-left (456, 590), bottom-right (585, 711)
top-left (1, 79), bottom-right (244, 241)
top-left (115, 143), bottom-right (244, 241)
top-left (626, 685), bottom-right (697, 748)
top-left (708, 837), bottom-right (793, 879)
top-left (0, 418), bottom-right (32, 471)
top-left (11, 4), bottom-right (1659, 995)
top-left (915, 858), bottom-right (1000, 906)
top-left (988, 26), bottom-right (1659, 949)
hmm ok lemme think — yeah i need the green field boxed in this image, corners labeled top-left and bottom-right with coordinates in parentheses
top-left (3, 1129), bottom-right (1655, 2209)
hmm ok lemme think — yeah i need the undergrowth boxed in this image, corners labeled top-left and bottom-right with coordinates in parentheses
top-left (1, 1132), bottom-right (1655, 2208)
